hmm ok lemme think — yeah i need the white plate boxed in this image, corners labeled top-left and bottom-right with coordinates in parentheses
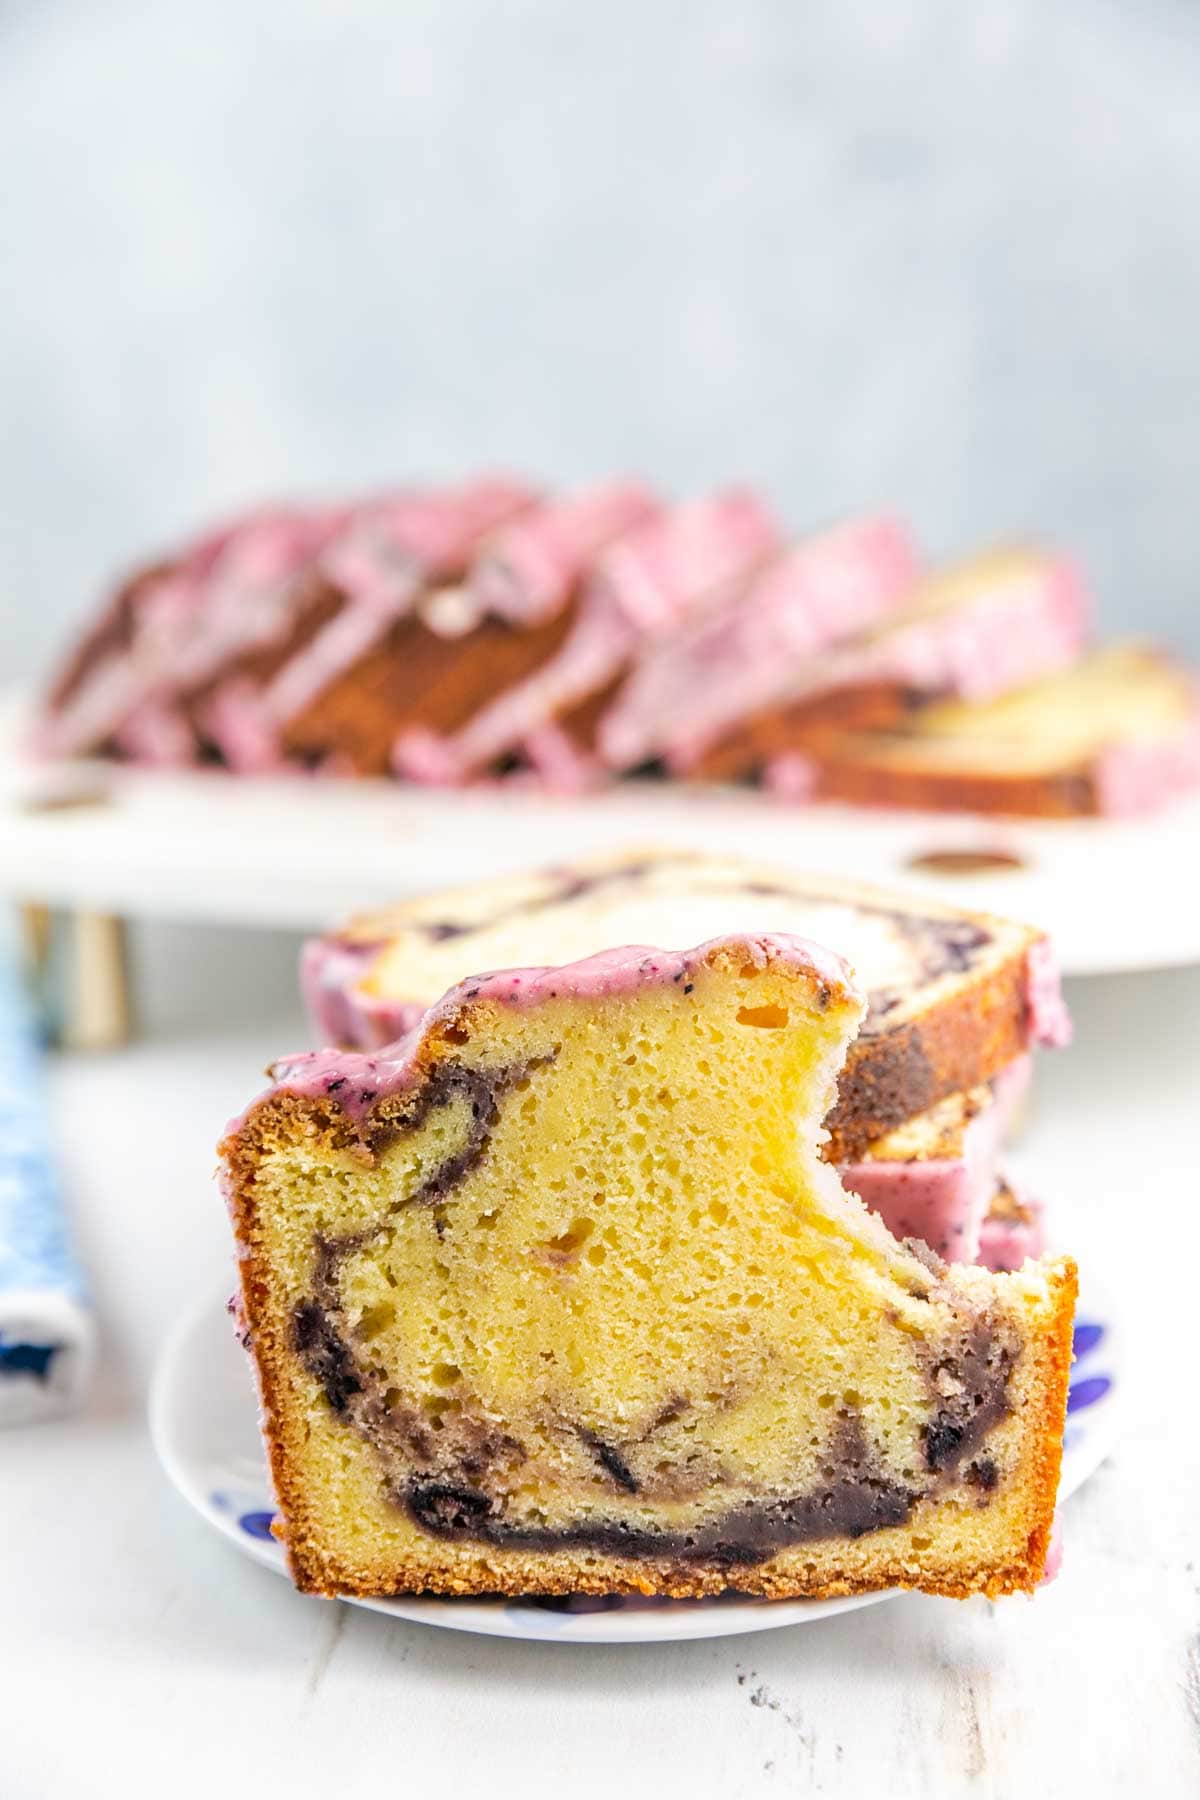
top-left (149, 1281), bottom-right (1120, 1644)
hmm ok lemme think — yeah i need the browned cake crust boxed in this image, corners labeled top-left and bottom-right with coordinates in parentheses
top-left (689, 683), bottom-right (924, 784)
top-left (181, 573), bottom-right (346, 751)
top-left (279, 604), bottom-right (577, 776)
top-left (550, 673), bottom-right (627, 760)
top-left (825, 946), bottom-right (1037, 1161)
top-left (798, 746), bottom-right (1103, 819)
top-left (40, 562), bottom-right (173, 741)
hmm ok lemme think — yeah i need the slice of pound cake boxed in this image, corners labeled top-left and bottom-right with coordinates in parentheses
top-left (779, 642), bottom-right (1200, 817)
top-left (223, 933), bottom-right (1075, 1600)
top-left (675, 547), bottom-right (1088, 784)
top-left (301, 850), bottom-right (1069, 1162)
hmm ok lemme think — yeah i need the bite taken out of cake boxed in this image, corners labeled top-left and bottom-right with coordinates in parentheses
top-left (222, 933), bottom-right (1075, 1602)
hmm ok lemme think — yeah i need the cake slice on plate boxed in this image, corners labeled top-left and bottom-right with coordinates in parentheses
top-left (675, 548), bottom-right (1088, 784)
top-left (301, 849), bottom-right (1069, 1163)
top-left (222, 933), bottom-right (1075, 1600)
top-left (772, 642), bottom-right (1200, 818)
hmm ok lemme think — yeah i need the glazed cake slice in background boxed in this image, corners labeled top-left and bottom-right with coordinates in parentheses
top-left (209, 476), bottom-right (548, 774)
top-left (33, 506), bottom-right (348, 764)
top-left (256, 480), bottom-right (663, 778)
top-left (223, 933), bottom-right (1075, 1600)
top-left (682, 548), bottom-right (1089, 785)
top-left (590, 513), bottom-right (921, 773)
top-left (301, 849), bottom-right (1069, 1162)
top-left (391, 490), bottom-right (783, 788)
top-left (776, 642), bottom-right (1200, 818)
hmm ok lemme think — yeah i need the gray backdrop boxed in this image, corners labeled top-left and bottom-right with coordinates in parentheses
top-left (4, 0), bottom-right (1198, 682)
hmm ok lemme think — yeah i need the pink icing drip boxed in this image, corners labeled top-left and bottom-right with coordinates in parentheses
top-left (300, 935), bottom-right (428, 1051)
top-left (257, 478), bottom-right (541, 731)
top-left (317, 479), bottom-right (541, 610)
top-left (1025, 939), bottom-right (1072, 1049)
top-left (600, 516), bottom-right (920, 771)
top-left (236, 932), bottom-right (858, 1134)
top-left (1092, 694), bottom-right (1200, 815)
top-left (199, 679), bottom-right (290, 773)
top-left (977, 1187), bottom-right (1046, 1273)
top-left (391, 491), bottom-right (783, 784)
top-left (764, 752), bottom-right (820, 803)
top-left (752, 555), bottom-right (1089, 795)
top-left (850, 556), bottom-right (1087, 706)
top-left (148, 507), bottom-right (349, 696)
top-left (587, 489), bottom-right (782, 636)
top-left (839, 1056), bottom-right (1031, 1264)
top-left (391, 594), bottom-right (637, 784)
top-left (517, 723), bottom-right (607, 793)
top-left (115, 701), bottom-right (200, 767)
top-left (467, 481), bottom-right (662, 627)
top-left (38, 508), bottom-right (303, 758)
top-left (1040, 1512), bottom-right (1064, 1585)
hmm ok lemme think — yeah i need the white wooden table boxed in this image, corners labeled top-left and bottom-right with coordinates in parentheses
top-left (3, 919), bottom-right (1198, 1799)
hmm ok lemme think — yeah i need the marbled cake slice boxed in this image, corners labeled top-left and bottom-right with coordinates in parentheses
top-left (223, 933), bottom-right (1075, 1601)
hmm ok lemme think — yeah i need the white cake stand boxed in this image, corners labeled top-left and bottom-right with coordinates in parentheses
top-left (4, 690), bottom-right (1200, 1042)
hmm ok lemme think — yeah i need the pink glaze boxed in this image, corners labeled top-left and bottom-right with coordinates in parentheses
top-left (518, 722), bottom-right (608, 792)
top-left (813, 554), bottom-right (1088, 711)
top-left (300, 935), bottom-right (428, 1052)
top-left (764, 750), bottom-right (820, 803)
top-left (1040, 1512), bottom-right (1064, 1585)
top-left (598, 516), bottom-right (920, 771)
top-left (1093, 695), bottom-right (1200, 815)
top-left (254, 478), bottom-right (540, 733)
top-left (115, 701), bottom-right (198, 767)
top-left (243, 932), bottom-right (859, 1134)
top-left (391, 491), bottom-right (783, 784)
top-left (1025, 939), bottom-right (1072, 1049)
top-left (839, 1057), bottom-right (1032, 1264)
top-left (36, 507), bottom-right (311, 759)
top-left (468, 481), bottom-right (662, 627)
top-left (748, 554), bottom-right (1088, 787)
top-left (199, 678), bottom-right (292, 774)
top-left (115, 507), bottom-right (352, 765)
top-left (978, 1187), bottom-right (1046, 1273)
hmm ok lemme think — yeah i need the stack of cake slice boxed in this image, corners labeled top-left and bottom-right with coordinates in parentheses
top-left (223, 911), bottom-right (1075, 1601)
top-left (300, 850), bottom-right (1067, 1271)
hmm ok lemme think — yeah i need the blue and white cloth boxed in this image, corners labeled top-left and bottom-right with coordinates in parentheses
top-left (0, 949), bottom-right (93, 1425)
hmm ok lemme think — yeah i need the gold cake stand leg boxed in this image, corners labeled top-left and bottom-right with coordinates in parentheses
top-left (17, 904), bottom-right (135, 1049)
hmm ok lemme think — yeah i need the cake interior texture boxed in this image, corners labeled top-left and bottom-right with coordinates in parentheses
top-left (225, 934), bottom-right (1074, 1602)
